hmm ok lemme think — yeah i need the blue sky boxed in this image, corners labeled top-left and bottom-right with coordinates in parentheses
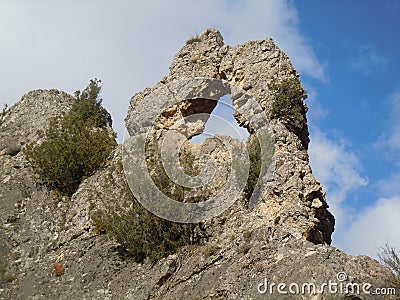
top-left (189, 94), bottom-right (249, 144)
top-left (1, 0), bottom-right (399, 258)
top-left (296, 1), bottom-right (400, 255)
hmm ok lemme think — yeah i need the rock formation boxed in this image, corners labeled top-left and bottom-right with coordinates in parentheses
top-left (0, 29), bottom-right (395, 299)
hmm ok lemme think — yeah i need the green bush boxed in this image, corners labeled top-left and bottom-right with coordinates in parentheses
top-left (93, 202), bottom-right (196, 263)
top-left (145, 141), bottom-right (208, 203)
top-left (91, 159), bottom-right (199, 263)
top-left (244, 135), bottom-right (261, 200)
top-left (99, 140), bottom-right (210, 263)
top-left (90, 140), bottom-right (205, 263)
top-left (268, 77), bottom-right (308, 133)
top-left (24, 79), bottom-right (116, 196)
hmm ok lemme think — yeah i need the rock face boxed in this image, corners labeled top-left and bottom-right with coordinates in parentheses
top-left (0, 29), bottom-right (395, 300)
top-left (126, 29), bottom-right (333, 243)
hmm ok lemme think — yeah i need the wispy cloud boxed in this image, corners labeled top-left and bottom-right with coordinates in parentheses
top-left (303, 83), bottom-right (329, 123)
top-left (309, 129), bottom-right (368, 242)
top-left (340, 196), bottom-right (400, 258)
top-left (385, 90), bottom-right (400, 154)
top-left (349, 45), bottom-right (388, 75)
top-left (309, 130), bottom-right (368, 205)
top-left (375, 89), bottom-right (400, 163)
top-left (341, 88), bottom-right (400, 258)
top-left (374, 89), bottom-right (400, 197)
top-left (0, 0), bottom-right (325, 140)
top-left (378, 171), bottom-right (400, 197)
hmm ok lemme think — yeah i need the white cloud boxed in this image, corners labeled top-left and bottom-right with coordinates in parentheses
top-left (0, 0), bottom-right (324, 141)
top-left (378, 171), bottom-right (400, 197)
top-left (385, 90), bottom-right (400, 153)
top-left (374, 89), bottom-right (400, 197)
top-left (309, 130), bottom-right (368, 205)
top-left (213, 0), bottom-right (325, 81)
top-left (334, 88), bottom-right (400, 258)
top-left (190, 95), bottom-right (249, 144)
top-left (340, 196), bottom-right (400, 258)
top-left (303, 83), bottom-right (329, 123)
top-left (349, 44), bottom-right (388, 75)
top-left (309, 129), bottom-right (368, 243)
top-left (190, 115), bottom-right (249, 145)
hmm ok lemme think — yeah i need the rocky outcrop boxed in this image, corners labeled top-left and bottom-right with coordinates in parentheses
top-left (126, 28), bottom-right (333, 243)
top-left (0, 29), bottom-right (395, 300)
top-left (0, 90), bottom-right (74, 156)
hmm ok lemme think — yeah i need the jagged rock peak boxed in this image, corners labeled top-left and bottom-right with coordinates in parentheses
top-left (127, 27), bottom-right (334, 244)
top-left (0, 89), bottom-right (75, 156)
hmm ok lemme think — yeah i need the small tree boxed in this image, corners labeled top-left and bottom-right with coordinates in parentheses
top-left (24, 79), bottom-right (116, 196)
top-left (269, 77), bottom-right (308, 128)
top-left (91, 159), bottom-right (199, 264)
top-left (379, 243), bottom-right (400, 278)
top-left (378, 242), bottom-right (400, 296)
top-left (244, 135), bottom-right (261, 200)
top-left (268, 77), bottom-right (308, 143)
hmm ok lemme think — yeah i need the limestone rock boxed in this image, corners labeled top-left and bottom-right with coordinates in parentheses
top-left (126, 28), bottom-right (333, 244)
top-left (0, 89), bottom-right (74, 154)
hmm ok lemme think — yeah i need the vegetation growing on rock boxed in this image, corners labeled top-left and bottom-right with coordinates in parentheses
top-left (24, 79), bottom-right (116, 196)
top-left (378, 243), bottom-right (400, 291)
top-left (268, 77), bottom-right (309, 146)
top-left (91, 156), bottom-right (200, 263)
top-left (146, 140), bottom-right (212, 203)
top-left (244, 135), bottom-right (261, 200)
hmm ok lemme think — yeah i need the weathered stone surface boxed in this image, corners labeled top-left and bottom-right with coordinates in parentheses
top-left (0, 89), bottom-right (74, 245)
top-left (0, 29), bottom-right (396, 300)
top-left (126, 28), bottom-right (333, 244)
top-left (0, 89), bottom-right (74, 153)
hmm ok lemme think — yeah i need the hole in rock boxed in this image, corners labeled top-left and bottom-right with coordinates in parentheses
top-left (188, 94), bottom-right (250, 144)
